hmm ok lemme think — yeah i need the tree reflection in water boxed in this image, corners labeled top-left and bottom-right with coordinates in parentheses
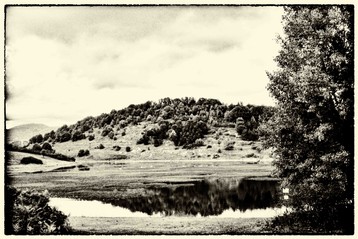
top-left (106, 178), bottom-right (280, 217)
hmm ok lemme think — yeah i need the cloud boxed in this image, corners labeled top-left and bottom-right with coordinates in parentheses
top-left (6, 6), bottom-right (284, 127)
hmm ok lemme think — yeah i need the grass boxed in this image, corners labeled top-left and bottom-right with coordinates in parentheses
top-left (68, 217), bottom-right (271, 235)
top-left (6, 122), bottom-right (277, 234)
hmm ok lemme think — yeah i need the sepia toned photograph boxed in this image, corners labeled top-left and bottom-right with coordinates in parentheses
top-left (3, 2), bottom-right (355, 236)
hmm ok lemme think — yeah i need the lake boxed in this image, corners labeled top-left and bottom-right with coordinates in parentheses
top-left (49, 177), bottom-right (289, 218)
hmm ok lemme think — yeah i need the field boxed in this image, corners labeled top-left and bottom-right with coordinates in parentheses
top-left (7, 124), bottom-right (278, 234)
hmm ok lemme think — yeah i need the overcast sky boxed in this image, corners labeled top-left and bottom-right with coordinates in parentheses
top-left (5, 6), bottom-right (284, 128)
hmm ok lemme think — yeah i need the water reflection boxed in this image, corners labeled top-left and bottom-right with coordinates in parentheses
top-left (49, 197), bottom-right (288, 218)
top-left (100, 178), bottom-right (281, 217)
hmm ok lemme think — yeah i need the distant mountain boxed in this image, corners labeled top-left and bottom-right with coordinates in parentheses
top-left (7, 123), bottom-right (57, 144)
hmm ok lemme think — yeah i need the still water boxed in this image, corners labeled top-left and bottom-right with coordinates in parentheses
top-left (49, 178), bottom-right (289, 218)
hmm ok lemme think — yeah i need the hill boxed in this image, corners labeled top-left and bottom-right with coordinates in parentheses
top-left (6, 123), bottom-right (57, 146)
top-left (11, 97), bottom-right (276, 162)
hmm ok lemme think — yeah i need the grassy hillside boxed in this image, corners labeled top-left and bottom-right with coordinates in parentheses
top-left (9, 97), bottom-right (276, 163)
top-left (51, 121), bottom-right (273, 163)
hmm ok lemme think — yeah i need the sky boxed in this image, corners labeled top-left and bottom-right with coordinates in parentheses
top-left (5, 6), bottom-right (284, 128)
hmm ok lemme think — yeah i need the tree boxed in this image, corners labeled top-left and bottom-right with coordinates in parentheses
top-left (41, 142), bottom-right (52, 151)
top-left (29, 134), bottom-right (43, 144)
top-left (265, 6), bottom-right (353, 233)
top-left (5, 187), bottom-right (70, 234)
top-left (71, 131), bottom-right (85, 142)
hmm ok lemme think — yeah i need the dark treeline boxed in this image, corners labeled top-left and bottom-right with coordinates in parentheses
top-left (28, 97), bottom-right (275, 149)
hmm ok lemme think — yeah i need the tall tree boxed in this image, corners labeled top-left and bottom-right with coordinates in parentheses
top-left (265, 6), bottom-right (354, 233)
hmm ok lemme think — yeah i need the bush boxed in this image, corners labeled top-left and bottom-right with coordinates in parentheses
top-left (108, 131), bottom-right (114, 139)
top-left (241, 129), bottom-right (259, 141)
top-left (245, 153), bottom-right (258, 158)
top-left (101, 128), bottom-right (112, 137)
top-left (71, 131), bottom-right (85, 142)
top-left (224, 141), bottom-right (235, 151)
top-left (125, 146), bottom-right (131, 152)
top-left (88, 135), bottom-right (95, 141)
top-left (113, 145), bottom-right (121, 151)
top-left (41, 142), bottom-right (52, 151)
top-left (5, 186), bottom-right (71, 234)
top-left (20, 157), bottom-right (43, 165)
top-left (57, 132), bottom-right (71, 143)
top-left (194, 139), bottom-right (205, 147)
top-left (29, 134), bottom-right (43, 144)
top-left (32, 144), bottom-right (42, 151)
top-left (77, 149), bottom-right (90, 157)
top-left (153, 138), bottom-right (163, 147)
top-left (98, 144), bottom-right (105, 149)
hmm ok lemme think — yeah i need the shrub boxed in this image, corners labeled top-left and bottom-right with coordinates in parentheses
top-left (194, 139), bottom-right (205, 147)
top-left (57, 132), bottom-right (71, 143)
top-left (137, 134), bottom-right (150, 145)
top-left (29, 134), bottom-right (43, 144)
top-left (241, 129), bottom-right (259, 141)
top-left (113, 145), bottom-right (121, 151)
top-left (32, 144), bottom-right (42, 152)
top-left (41, 142), bottom-right (52, 151)
top-left (153, 138), bottom-right (163, 147)
top-left (20, 156), bottom-right (43, 165)
top-left (72, 131), bottom-right (85, 142)
top-left (125, 146), bottom-right (131, 152)
top-left (98, 144), bottom-right (105, 149)
top-left (108, 131), bottom-right (114, 139)
top-left (224, 141), bottom-right (235, 151)
top-left (77, 149), bottom-right (90, 157)
top-left (77, 165), bottom-right (90, 171)
top-left (245, 153), bottom-right (258, 158)
top-left (88, 135), bottom-right (95, 141)
top-left (5, 186), bottom-right (71, 234)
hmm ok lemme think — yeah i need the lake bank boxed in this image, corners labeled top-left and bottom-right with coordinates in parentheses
top-left (68, 216), bottom-right (272, 235)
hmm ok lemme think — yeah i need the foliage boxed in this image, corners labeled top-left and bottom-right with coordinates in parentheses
top-left (41, 142), bottom-right (52, 151)
top-left (125, 146), bottom-right (131, 152)
top-left (37, 97), bottom-right (274, 145)
top-left (43, 131), bottom-right (56, 142)
top-left (20, 157), bottom-right (43, 165)
top-left (56, 132), bottom-right (71, 143)
top-left (5, 186), bottom-right (71, 235)
top-left (29, 134), bottom-right (43, 144)
top-left (77, 149), bottom-right (90, 157)
top-left (224, 141), bottom-right (235, 151)
top-left (71, 130), bottom-right (85, 142)
top-left (32, 144), bottom-right (42, 151)
top-left (88, 135), bottom-right (95, 141)
top-left (264, 5), bottom-right (354, 233)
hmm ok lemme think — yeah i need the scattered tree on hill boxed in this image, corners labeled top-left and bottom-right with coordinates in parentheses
top-left (43, 131), bottom-right (56, 142)
top-left (264, 6), bottom-right (353, 233)
top-left (71, 131), bottom-right (85, 142)
top-left (29, 134), bottom-right (43, 144)
top-left (41, 142), bottom-right (52, 151)
top-left (32, 144), bottom-right (42, 151)
top-left (37, 97), bottom-right (274, 146)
